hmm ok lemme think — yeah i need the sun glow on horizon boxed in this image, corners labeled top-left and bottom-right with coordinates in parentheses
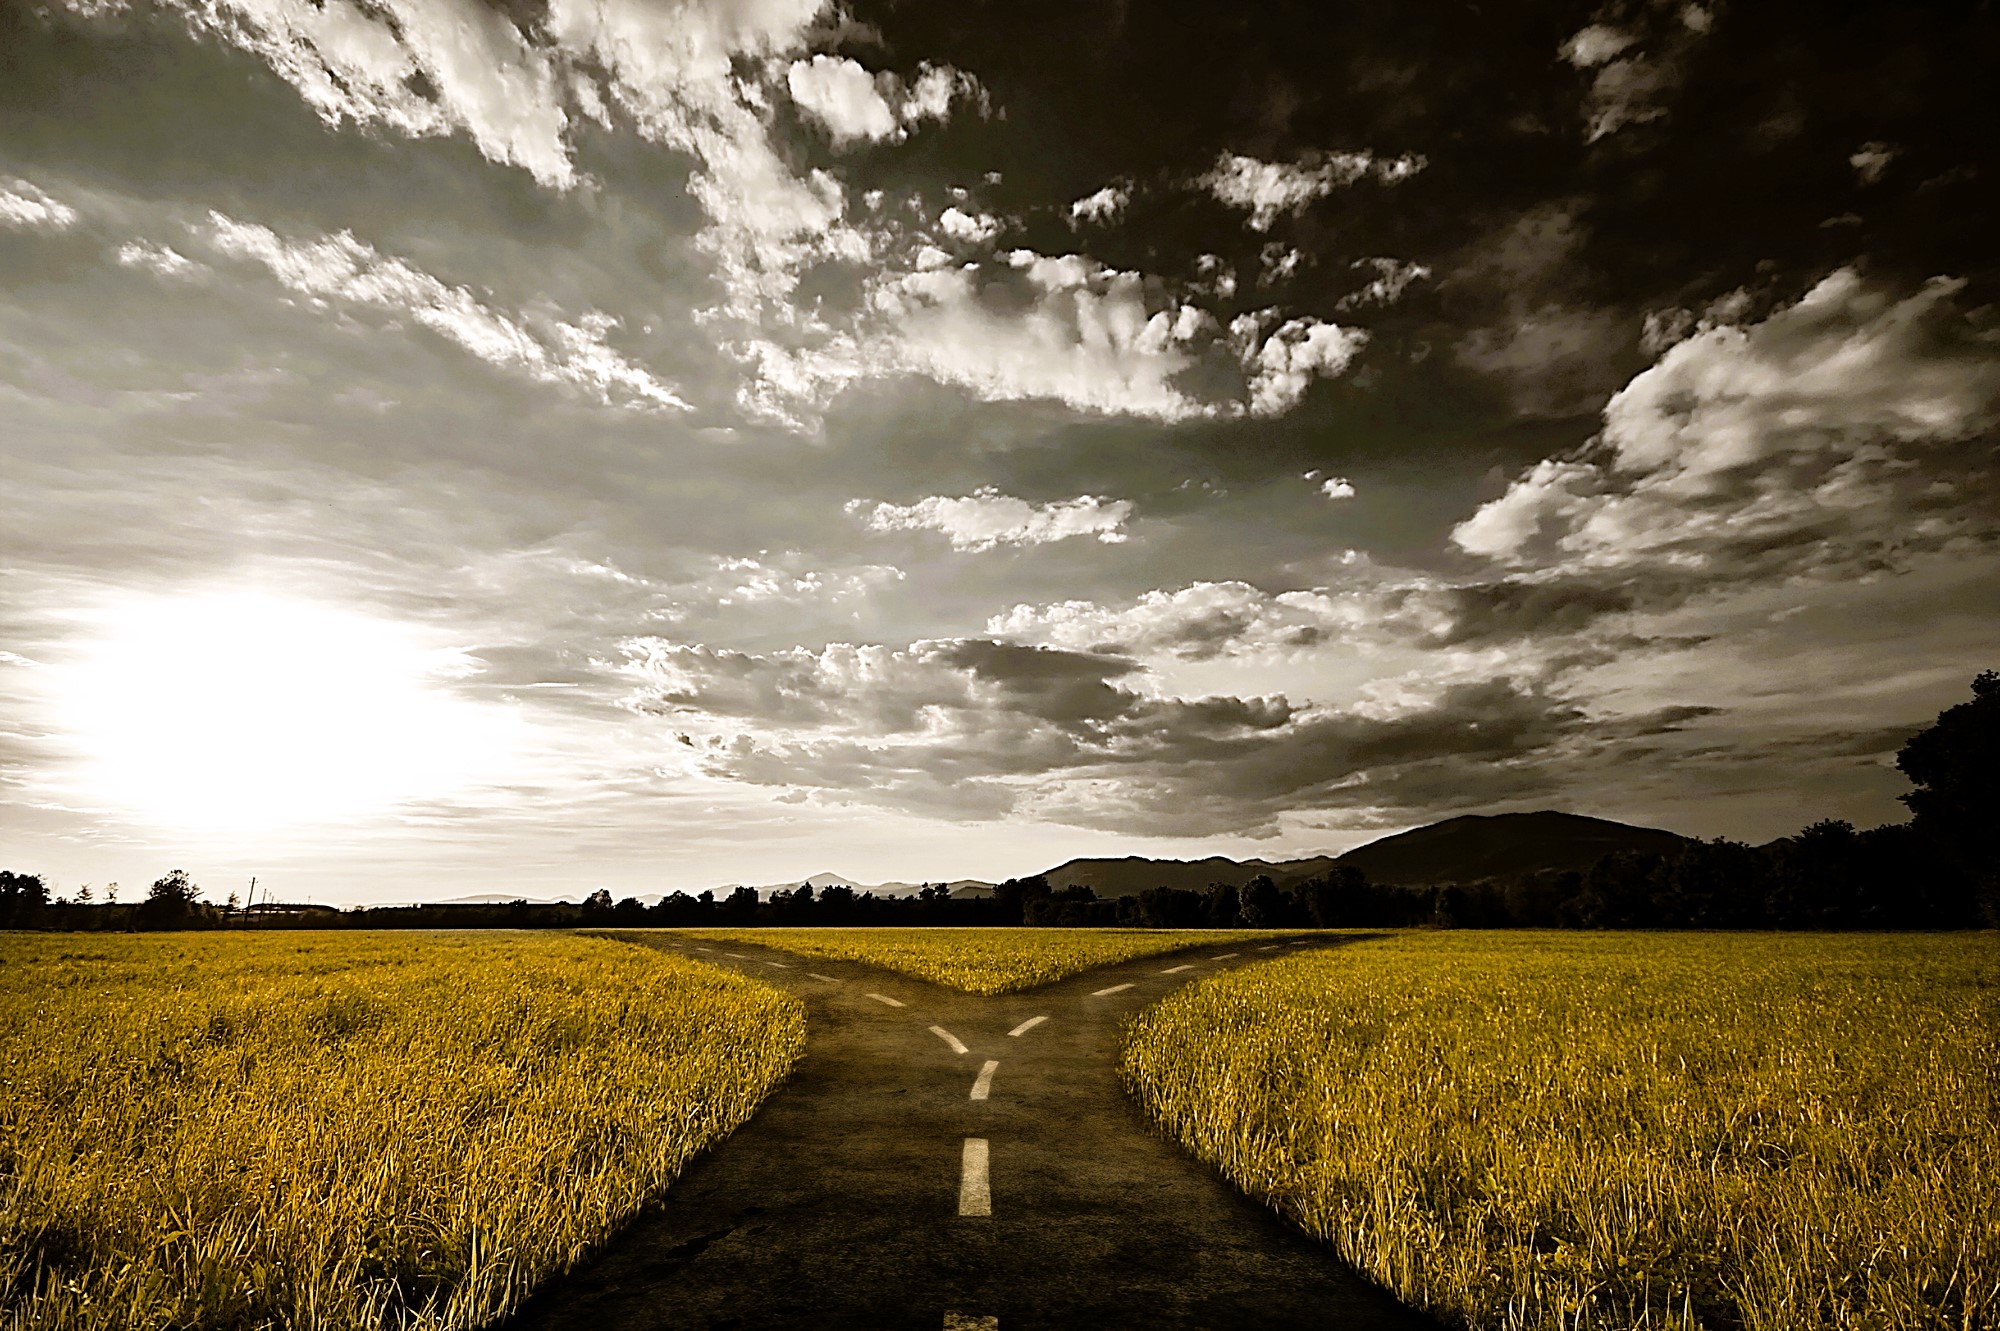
top-left (51, 591), bottom-right (520, 835)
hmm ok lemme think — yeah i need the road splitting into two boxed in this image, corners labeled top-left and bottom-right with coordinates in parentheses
top-left (504, 932), bottom-right (1439, 1331)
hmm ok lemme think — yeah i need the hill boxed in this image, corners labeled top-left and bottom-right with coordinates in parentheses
top-left (1040, 854), bottom-right (1337, 899)
top-left (1327, 811), bottom-right (1692, 886)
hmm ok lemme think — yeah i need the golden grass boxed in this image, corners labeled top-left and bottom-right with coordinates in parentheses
top-left (1121, 931), bottom-right (2000, 1331)
top-left (673, 926), bottom-right (1280, 994)
top-left (0, 930), bottom-right (803, 1330)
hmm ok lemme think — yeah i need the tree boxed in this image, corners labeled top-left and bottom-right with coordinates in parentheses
top-left (1238, 875), bottom-right (1283, 928)
top-left (0, 871), bottom-right (49, 928)
top-left (139, 870), bottom-right (201, 929)
top-left (582, 888), bottom-right (614, 913)
top-left (1897, 670), bottom-right (2000, 922)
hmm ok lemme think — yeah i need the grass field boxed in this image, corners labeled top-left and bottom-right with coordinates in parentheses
top-left (1122, 931), bottom-right (1999, 1331)
top-left (0, 931), bottom-right (803, 1331)
top-left (669, 926), bottom-right (1281, 994)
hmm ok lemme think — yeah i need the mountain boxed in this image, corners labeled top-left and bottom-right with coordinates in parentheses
top-left (720, 873), bottom-right (995, 899)
top-left (1039, 855), bottom-right (1335, 899)
top-left (1327, 811), bottom-right (1692, 886)
top-left (1027, 812), bottom-right (1690, 898)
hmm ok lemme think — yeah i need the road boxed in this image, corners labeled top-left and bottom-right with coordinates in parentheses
top-left (503, 934), bottom-right (1442, 1331)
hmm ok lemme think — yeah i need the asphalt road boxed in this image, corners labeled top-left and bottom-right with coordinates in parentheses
top-left (503, 934), bottom-right (1442, 1331)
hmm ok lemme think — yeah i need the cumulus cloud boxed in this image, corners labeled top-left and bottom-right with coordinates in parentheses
top-left (1320, 476), bottom-right (1357, 499)
top-left (204, 212), bottom-right (690, 411)
top-left (848, 488), bottom-right (1134, 551)
top-left (621, 633), bottom-right (1586, 834)
top-left (937, 206), bottom-right (1001, 245)
top-left (1198, 149), bottom-right (1425, 231)
top-left (1336, 257), bottom-right (1431, 309)
top-left (1561, 24), bottom-right (1637, 67)
top-left (785, 55), bottom-right (984, 147)
top-left (1560, 9), bottom-right (1714, 142)
top-left (742, 249), bottom-right (1368, 426)
top-left (1068, 184), bottom-right (1130, 227)
top-left (115, 240), bottom-right (205, 280)
top-left (1850, 141), bottom-right (1898, 186)
top-left (1453, 269), bottom-right (2000, 582)
top-left (0, 177), bottom-right (79, 231)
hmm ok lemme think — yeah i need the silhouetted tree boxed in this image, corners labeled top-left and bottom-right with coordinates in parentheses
top-left (582, 888), bottom-right (614, 914)
top-left (139, 870), bottom-right (202, 929)
top-left (1898, 670), bottom-right (1999, 923)
top-left (0, 871), bottom-right (49, 929)
top-left (1238, 875), bottom-right (1283, 927)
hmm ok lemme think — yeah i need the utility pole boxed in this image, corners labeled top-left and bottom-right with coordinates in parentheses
top-left (246, 876), bottom-right (258, 915)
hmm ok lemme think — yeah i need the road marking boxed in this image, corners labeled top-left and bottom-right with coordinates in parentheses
top-left (1257, 944), bottom-right (1281, 950)
top-left (944, 1314), bottom-right (998, 1330)
top-left (724, 952), bottom-right (749, 958)
top-left (1007, 1015), bottom-right (1047, 1037)
top-left (970, 1059), bottom-right (998, 1100)
top-left (930, 1025), bottom-right (969, 1055)
top-left (867, 993), bottom-right (905, 1007)
top-left (808, 972), bottom-right (839, 982)
top-left (1092, 982), bottom-right (1134, 996)
top-left (1161, 964), bottom-right (1195, 974)
top-left (959, 1138), bottom-right (991, 1216)
top-left (765, 960), bottom-right (790, 968)
top-left (1214, 952), bottom-right (1240, 960)
top-left (694, 946), bottom-right (714, 952)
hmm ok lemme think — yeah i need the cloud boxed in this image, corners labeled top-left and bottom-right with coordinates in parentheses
top-left (1198, 149), bottom-right (1425, 230)
top-left (1561, 24), bottom-right (1637, 68)
top-left (785, 55), bottom-right (984, 147)
top-left (620, 633), bottom-right (1587, 834)
top-left (1850, 141), bottom-right (1898, 186)
top-left (115, 240), bottom-right (206, 281)
top-left (202, 212), bottom-right (690, 411)
top-left (1068, 184), bottom-right (1130, 227)
top-left (1453, 269), bottom-right (2000, 583)
top-left (741, 249), bottom-right (1368, 426)
top-left (937, 206), bottom-right (1001, 245)
top-left (1320, 476), bottom-right (1357, 499)
top-left (849, 488), bottom-right (1134, 551)
top-left (0, 177), bottom-right (79, 231)
top-left (1336, 257), bottom-right (1431, 309)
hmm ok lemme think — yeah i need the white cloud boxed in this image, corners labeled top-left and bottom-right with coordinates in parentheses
top-left (1453, 269), bottom-right (2000, 579)
top-left (990, 581), bottom-right (1394, 659)
top-left (1336, 257), bottom-right (1431, 309)
top-left (115, 240), bottom-right (206, 280)
top-left (1850, 141), bottom-right (1898, 186)
top-left (1198, 149), bottom-right (1425, 231)
top-left (0, 177), bottom-right (80, 231)
top-left (1257, 243), bottom-right (1308, 287)
top-left (204, 212), bottom-right (690, 411)
top-left (849, 488), bottom-right (1134, 551)
top-left (784, 55), bottom-right (983, 147)
top-left (1068, 184), bottom-right (1130, 227)
top-left (1239, 316), bottom-right (1369, 417)
top-left (1561, 24), bottom-right (1636, 68)
top-left (1320, 476), bottom-right (1356, 499)
top-left (937, 206), bottom-right (1001, 245)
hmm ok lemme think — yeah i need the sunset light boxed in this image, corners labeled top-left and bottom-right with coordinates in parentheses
top-left (51, 592), bottom-right (514, 834)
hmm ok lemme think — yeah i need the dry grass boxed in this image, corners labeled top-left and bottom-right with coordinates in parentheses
top-left (1121, 930), bottom-right (2000, 1331)
top-left (0, 930), bottom-right (803, 1330)
top-left (674, 926), bottom-right (1280, 994)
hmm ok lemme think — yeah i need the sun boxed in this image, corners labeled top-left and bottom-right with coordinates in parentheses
top-left (52, 591), bottom-right (517, 834)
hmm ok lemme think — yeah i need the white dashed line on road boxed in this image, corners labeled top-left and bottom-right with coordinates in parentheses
top-left (807, 972), bottom-right (839, 982)
top-left (1007, 1015), bottom-right (1047, 1037)
top-left (1092, 983), bottom-right (1134, 996)
top-left (970, 1059), bottom-right (998, 1100)
top-left (765, 961), bottom-right (790, 968)
top-left (695, 946), bottom-right (714, 952)
top-left (867, 993), bottom-right (906, 1007)
top-left (1161, 964), bottom-right (1195, 974)
top-left (959, 1138), bottom-right (992, 1216)
top-left (1214, 953), bottom-right (1240, 960)
top-left (930, 1025), bottom-right (969, 1055)
top-left (724, 952), bottom-right (749, 958)
top-left (1257, 944), bottom-right (1281, 951)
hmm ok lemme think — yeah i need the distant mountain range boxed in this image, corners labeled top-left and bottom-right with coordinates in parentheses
top-left (424, 811), bottom-right (1690, 908)
top-left (1035, 811), bottom-right (1691, 898)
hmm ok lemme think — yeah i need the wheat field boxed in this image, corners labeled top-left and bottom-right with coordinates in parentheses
top-left (1121, 930), bottom-right (2000, 1331)
top-left (672, 926), bottom-right (1279, 993)
top-left (0, 931), bottom-right (804, 1330)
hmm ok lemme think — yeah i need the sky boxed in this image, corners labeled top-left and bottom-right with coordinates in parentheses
top-left (2, 0), bottom-right (1996, 906)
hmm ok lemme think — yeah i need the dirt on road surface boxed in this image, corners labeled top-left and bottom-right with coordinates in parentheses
top-left (502, 934), bottom-right (1442, 1331)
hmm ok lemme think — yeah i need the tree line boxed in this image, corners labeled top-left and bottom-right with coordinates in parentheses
top-left (4, 670), bottom-right (1993, 934)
